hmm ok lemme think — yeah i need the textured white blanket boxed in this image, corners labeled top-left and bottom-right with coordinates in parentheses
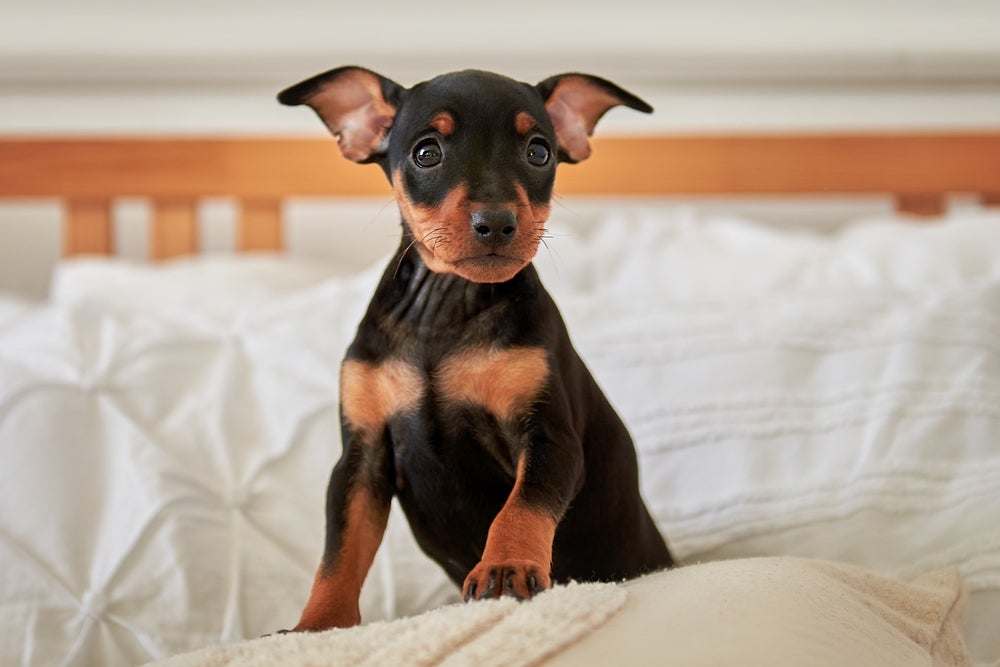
top-left (148, 558), bottom-right (971, 667)
top-left (148, 582), bottom-right (627, 667)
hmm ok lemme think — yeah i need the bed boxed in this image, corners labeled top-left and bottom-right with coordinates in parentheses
top-left (1, 134), bottom-right (999, 666)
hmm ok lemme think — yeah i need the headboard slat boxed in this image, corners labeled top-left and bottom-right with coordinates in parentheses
top-left (895, 194), bottom-right (947, 218)
top-left (239, 199), bottom-right (283, 252)
top-left (64, 199), bottom-right (113, 256)
top-left (151, 199), bottom-right (199, 260)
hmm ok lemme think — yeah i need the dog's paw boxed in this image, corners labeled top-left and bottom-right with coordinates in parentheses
top-left (462, 560), bottom-right (550, 602)
top-left (277, 607), bottom-right (361, 634)
top-left (261, 629), bottom-right (293, 638)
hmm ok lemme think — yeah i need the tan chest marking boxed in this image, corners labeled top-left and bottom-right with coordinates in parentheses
top-left (340, 358), bottom-right (425, 436)
top-left (436, 347), bottom-right (549, 421)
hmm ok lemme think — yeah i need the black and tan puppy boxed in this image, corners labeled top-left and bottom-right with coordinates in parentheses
top-left (278, 66), bottom-right (672, 631)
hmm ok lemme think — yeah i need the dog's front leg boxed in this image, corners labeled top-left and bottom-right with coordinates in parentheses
top-left (290, 356), bottom-right (411, 631)
top-left (290, 435), bottom-right (391, 631)
top-left (462, 420), bottom-right (583, 601)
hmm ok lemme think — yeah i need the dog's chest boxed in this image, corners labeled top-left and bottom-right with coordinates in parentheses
top-left (339, 345), bottom-right (549, 438)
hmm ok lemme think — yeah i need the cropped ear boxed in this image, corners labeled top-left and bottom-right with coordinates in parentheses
top-left (278, 66), bottom-right (406, 163)
top-left (536, 74), bottom-right (652, 163)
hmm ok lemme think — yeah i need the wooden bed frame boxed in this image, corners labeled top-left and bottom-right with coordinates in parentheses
top-left (1, 134), bottom-right (999, 260)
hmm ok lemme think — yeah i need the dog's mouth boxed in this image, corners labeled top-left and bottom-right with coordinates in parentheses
top-left (452, 253), bottom-right (528, 283)
top-left (416, 245), bottom-right (530, 283)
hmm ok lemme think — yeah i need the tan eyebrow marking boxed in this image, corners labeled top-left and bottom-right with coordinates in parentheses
top-left (515, 112), bottom-right (537, 136)
top-left (429, 112), bottom-right (455, 137)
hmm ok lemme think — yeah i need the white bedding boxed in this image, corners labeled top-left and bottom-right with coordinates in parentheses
top-left (1, 209), bottom-right (999, 665)
top-left (151, 558), bottom-right (971, 667)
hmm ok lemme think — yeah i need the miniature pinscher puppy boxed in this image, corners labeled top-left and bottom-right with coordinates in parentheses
top-left (278, 66), bottom-right (672, 631)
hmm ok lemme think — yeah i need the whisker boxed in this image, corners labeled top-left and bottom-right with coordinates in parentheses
top-left (544, 198), bottom-right (589, 243)
top-left (538, 236), bottom-right (561, 276)
top-left (393, 234), bottom-right (422, 279)
top-left (550, 194), bottom-right (582, 219)
top-left (392, 225), bottom-right (452, 279)
top-left (421, 227), bottom-right (448, 252)
top-left (421, 227), bottom-right (446, 242)
top-left (366, 196), bottom-right (398, 227)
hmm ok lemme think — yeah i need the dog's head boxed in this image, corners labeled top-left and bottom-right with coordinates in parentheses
top-left (279, 67), bottom-right (651, 283)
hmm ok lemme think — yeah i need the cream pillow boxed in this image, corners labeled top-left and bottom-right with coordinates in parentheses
top-left (147, 557), bottom-right (970, 667)
top-left (547, 557), bottom-right (970, 667)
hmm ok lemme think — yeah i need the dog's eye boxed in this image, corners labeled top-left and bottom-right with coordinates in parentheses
top-left (526, 140), bottom-right (551, 166)
top-left (413, 139), bottom-right (443, 168)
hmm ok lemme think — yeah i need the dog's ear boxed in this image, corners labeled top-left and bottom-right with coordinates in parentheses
top-left (536, 74), bottom-right (652, 163)
top-left (278, 66), bottom-right (405, 163)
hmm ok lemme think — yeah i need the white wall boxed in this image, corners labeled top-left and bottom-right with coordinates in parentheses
top-left (4, 0), bottom-right (1000, 135)
top-left (3, 0), bottom-right (1000, 298)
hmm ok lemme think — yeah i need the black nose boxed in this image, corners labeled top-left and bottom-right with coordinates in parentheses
top-left (471, 209), bottom-right (517, 247)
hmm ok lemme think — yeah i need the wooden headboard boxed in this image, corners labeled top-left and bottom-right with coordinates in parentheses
top-left (1, 134), bottom-right (999, 259)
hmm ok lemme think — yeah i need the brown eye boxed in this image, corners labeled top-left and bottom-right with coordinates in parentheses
top-left (413, 139), bottom-right (442, 168)
top-left (526, 140), bottom-right (550, 166)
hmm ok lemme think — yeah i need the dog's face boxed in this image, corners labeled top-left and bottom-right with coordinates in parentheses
top-left (279, 67), bottom-right (651, 283)
top-left (386, 71), bottom-right (557, 283)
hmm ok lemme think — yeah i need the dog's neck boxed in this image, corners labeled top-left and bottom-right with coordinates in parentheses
top-left (384, 237), bottom-right (539, 322)
top-left (355, 235), bottom-right (543, 358)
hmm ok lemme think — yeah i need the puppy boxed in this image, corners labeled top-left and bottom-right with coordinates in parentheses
top-left (278, 67), bottom-right (673, 631)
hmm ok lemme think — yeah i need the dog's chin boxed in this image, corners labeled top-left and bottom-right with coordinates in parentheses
top-left (451, 256), bottom-right (529, 283)
top-left (417, 245), bottom-right (529, 283)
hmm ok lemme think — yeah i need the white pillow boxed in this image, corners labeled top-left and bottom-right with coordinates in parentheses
top-left (49, 254), bottom-right (374, 320)
top-left (537, 209), bottom-right (1000, 301)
